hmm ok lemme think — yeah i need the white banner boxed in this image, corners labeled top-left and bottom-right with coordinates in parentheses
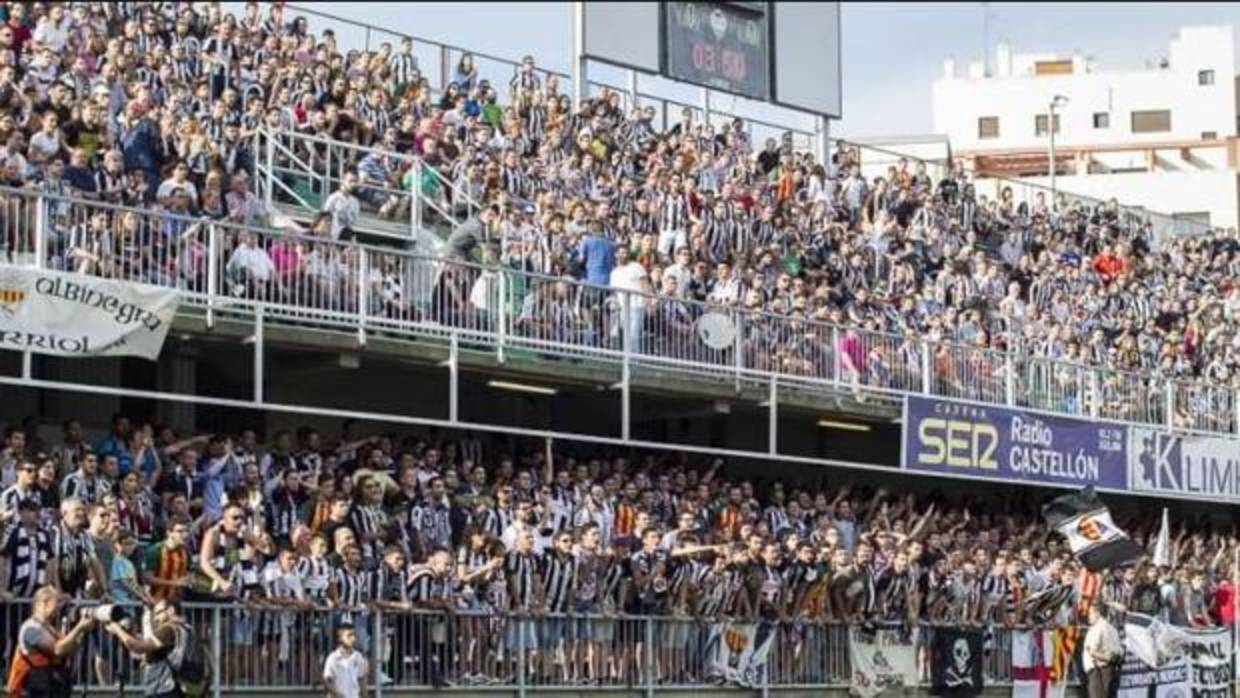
top-left (0, 266), bottom-right (178, 360)
top-left (703, 621), bottom-right (775, 688)
top-left (849, 626), bottom-right (919, 698)
top-left (1118, 622), bottom-right (1232, 698)
top-left (1129, 427), bottom-right (1240, 503)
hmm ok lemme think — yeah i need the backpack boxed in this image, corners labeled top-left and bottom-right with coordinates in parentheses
top-left (163, 623), bottom-right (213, 698)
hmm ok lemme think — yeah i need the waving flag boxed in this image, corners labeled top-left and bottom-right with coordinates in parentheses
top-left (1042, 487), bottom-right (1142, 571)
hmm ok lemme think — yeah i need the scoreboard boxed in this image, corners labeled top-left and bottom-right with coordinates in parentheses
top-left (663, 1), bottom-right (770, 101)
top-left (581, 1), bottom-right (841, 118)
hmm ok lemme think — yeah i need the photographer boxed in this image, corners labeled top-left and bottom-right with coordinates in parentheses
top-left (5, 586), bottom-right (97, 698)
top-left (102, 600), bottom-right (208, 698)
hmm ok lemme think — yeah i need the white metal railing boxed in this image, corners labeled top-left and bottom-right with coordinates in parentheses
top-left (0, 597), bottom-right (1075, 695)
top-left (2, 184), bottom-right (1238, 438)
top-left (252, 127), bottom-right (481, 243)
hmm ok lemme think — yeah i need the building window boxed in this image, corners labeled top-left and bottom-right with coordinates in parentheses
top-left (1093, 112), bottom-right (1109, 129)
top-left (1198, 69), bottom-right (1215, 85)
top-left (1034, 113), bottom-right (1061, 136)
top-left (1131, 109), bottom-right (1171, 133)
top-left (1202, 131), bottom-right (1218, 140)
top-left (978, 116), bottom-right (999, 139)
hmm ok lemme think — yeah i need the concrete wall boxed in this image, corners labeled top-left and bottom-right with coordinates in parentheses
top-left (934, 26), bottom-right (1236, 151)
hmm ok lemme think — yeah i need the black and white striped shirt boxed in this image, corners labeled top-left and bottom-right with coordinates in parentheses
top-left (406, 565), bottom-right (445, 607)
top-left (332, 564), bottom-right (373, 610)
top-left (410, 501), bottom-right (452, 552)
top-left (540, 551), bottom-right (576, 612)
top-left (481, 506), bottom-right (513, 539)
top-left (296, 556), bottom-right (332, 604)
top-left (61, 472), bottom-right (109, 505)
top-left (660, 193), bottom-right (688, 233)
top-left (389, 52), bottom-right (418, 87)
top-left (52, 524), bottom-right (96, 596)
top-left (505, 550), bottom-right (540, 610)
top-left (349, 504), bottom-right (388, 560)
top-left (375, 563), bottom-right (408, 603)
top-left (0, 484), bottom-right (37, 516)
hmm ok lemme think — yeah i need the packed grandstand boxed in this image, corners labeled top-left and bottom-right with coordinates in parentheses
top-left (0, 0), bottom-right (1237, 695)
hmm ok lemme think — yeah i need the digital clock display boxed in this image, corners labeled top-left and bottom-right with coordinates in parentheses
top-left (664, 1), bottom-right (770, 101)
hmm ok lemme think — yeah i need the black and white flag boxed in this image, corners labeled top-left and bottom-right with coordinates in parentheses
top-left (1042, 487), bottom-right (1143, 572)
top-left (930, 628), bottom-right (984, 697)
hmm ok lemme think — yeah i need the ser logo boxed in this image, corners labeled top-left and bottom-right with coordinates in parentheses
top-left (915, 417), bottom-right (999, 470)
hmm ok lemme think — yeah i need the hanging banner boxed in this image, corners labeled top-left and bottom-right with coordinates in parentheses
top-left (930, 627), bottom-right (984, 697)
top-left (1118, 621), bottom-right (1232, 698)
top-left (1011, 628), bottom-right (1067, 698)
top-left (849, 626), bottom-right (919, 698)
top-left (902, 396), bottom-right (1128, 490)
top-left (0, 265), bottom-right (178, 360)
top-left (702, 621), bottom-right (776, 688)
top-left (1128, 426), bottom-right (1240, 503)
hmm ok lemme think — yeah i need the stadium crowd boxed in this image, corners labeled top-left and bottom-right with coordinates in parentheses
top-left (0, 415), bottom-right (1236, 687)
top-left (0, 0), bottom-right (1238, 430)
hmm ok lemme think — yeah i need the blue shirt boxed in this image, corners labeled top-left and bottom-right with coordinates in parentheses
top-left (110, 554), bottom-right (138, 602)
top-left (579, 234), bottom-right (615, 286)
top-left (201, 454), bottom-right (242, 522)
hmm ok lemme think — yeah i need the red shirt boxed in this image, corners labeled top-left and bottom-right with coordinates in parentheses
top-left (1092, 254), bottom-right (1125, 281)
top-left (1216, 580), bottom-right (1236, 625)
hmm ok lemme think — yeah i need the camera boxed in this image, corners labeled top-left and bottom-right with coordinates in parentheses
top-left (81, 604), bottom-right (131, 624)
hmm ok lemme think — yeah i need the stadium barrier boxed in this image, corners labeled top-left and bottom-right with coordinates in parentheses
top-left (1, 185), bottom-right (1238, 438)
top-left (0, 598), bottom-right (1064, 694)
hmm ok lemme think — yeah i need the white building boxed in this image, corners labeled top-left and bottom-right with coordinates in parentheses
top-left (931, 25), bottom-right (1240, 230)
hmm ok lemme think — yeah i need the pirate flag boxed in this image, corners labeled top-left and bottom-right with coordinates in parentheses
top-left (931, 628), bottom-right (984, 697)
top-left (1042, 487), bottom-right (1142, 572)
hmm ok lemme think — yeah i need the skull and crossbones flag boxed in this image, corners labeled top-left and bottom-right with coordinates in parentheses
top-left (930, 628), bottom-right (984, 697)
top-left (1042, 487), bottom-right (1143, 572)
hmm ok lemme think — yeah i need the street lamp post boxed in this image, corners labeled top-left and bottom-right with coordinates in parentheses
top-left (1048, 94), bottom-right (1069, 202)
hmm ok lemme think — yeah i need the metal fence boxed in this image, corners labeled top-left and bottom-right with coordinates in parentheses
top-left (0, 599), bottom-right (1061, 695)
top-left (252, 127), bottom-right (483, 243)
top-left (4, 184), bottom-right (1240, 439)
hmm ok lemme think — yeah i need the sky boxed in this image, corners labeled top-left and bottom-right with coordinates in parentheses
top-left (273, 2), bottom-right (1240, 139)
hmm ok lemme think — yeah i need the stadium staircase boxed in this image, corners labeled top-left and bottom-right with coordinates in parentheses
top-left (251, 127), bottom-right (482, 256)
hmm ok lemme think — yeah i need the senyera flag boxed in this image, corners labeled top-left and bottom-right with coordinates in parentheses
top-left (1042, 486), bottom-right (1142, 572)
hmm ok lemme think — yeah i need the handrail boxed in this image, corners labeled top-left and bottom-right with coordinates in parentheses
top-left (252, 126), bottom-right (483, 240)
top-left (0, 597), bottom-right (1111, 692)
top-left (5, 184), bottom-right (1240, 440)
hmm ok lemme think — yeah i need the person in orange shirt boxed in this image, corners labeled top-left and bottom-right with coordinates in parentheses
top-left (1092, 244), bottom-right (1126, 283)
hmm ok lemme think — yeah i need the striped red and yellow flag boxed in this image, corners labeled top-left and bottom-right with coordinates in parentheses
top-left (1049, 625), bottom-right (1081, 682)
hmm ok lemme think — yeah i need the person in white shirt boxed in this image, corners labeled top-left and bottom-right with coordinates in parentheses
top-left (226, 231), bottom-right (276, 295)
top-left (323, 624), bottom-right (368, 698)
top-left (322, 172), bottom-right (361, 241)
top-left (608, 245), bottom-right (648, 354)
top-left (1083, 604), bottom-right (1122, 698)
top-left (32, 6), bottom-right (72, 54)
